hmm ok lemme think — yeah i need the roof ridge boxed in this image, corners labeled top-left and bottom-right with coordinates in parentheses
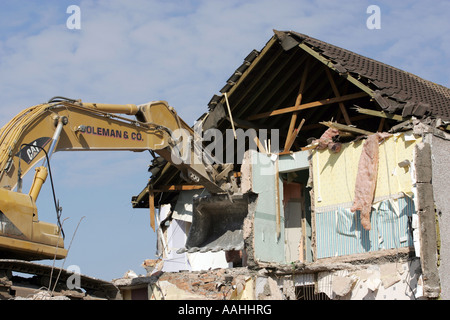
top-left (289, 30), bottom-right (449, 91)
top-left (275, 30), bottom-right (450, 120)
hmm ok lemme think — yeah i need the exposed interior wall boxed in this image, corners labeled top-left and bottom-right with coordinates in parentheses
top-left (283, 182), bottom-right (303, 262)
top-left (157, 194), bottom-right (232, 272)
top-left (311, 132), bottom-right (420, 260)
top-left (315, 197), bottom-right (415, 259)
top-left (250, 152), bottom-right (286, 263)
top-left (244, 132), bottom-right (420, 265)
top-left (311, 132), bottom-right (418, 209)
top-left (245, 149), bottom-right (311, 264)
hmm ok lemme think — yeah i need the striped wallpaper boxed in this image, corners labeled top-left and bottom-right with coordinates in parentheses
top-left (315, 196), bottom-right (415, 259)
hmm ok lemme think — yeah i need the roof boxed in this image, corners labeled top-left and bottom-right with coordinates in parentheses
top-left (282, 31), bottom-right (450, 120)
top-left (132, 29), bottom-right (450, 208)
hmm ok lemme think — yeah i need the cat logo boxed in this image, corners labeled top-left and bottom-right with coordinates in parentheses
top-left (15, 137), bottom-right (52, 164)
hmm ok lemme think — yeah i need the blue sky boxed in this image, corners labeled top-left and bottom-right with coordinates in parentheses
top-left (1, 0), bottom-right (449, 281)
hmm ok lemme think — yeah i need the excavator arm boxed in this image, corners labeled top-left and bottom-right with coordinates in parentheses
top-left (0, 97), bottom-right (231, 261)
top-left (0, 98), bottom-right (225, 194)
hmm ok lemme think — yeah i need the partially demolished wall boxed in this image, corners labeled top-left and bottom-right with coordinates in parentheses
top-left (117, 128), bottom-right (443, 300)
top-left (116, 255), bottom-right (423, 300)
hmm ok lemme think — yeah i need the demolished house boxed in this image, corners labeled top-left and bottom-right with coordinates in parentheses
top-left (118, 30), bottom-right (450, 300)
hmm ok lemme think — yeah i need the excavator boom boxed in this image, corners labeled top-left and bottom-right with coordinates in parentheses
top-left (0, 98), bottom-right (229, 261)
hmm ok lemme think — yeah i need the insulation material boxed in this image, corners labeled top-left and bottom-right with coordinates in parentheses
top-left (312, 132), bottom-right (420, 209)
top-left (350, 132), bottom-right (392, 230)
top-left (314, 127), bottom-right (341, 152)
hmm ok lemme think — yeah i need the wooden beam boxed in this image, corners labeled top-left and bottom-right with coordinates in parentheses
top-left (320, 121), bottom-right (374, 136)
top-left (353, 106), bottom-right (406, 121)
top-left (284, 111), bottom-right (298, 150)
top-left (275, 159), bottom-right (281, 240)
top-left (284, 65), bottom-right (309, 151)
top-left (297, 42), bottom-right (375, 97)
top-left (284, 118), bottom-right (305, 153)
top-left (254, 135), bottom-right (267, 153)
top-left (153, 185), bottom-right (205, 192)
top-left (296, 63), bottom-right (309, 105)
top-left (377, 117), bottom-right (386, 132)
top-left (325, 68), bottom-right (352, 125)
top-left (226, 37), bottom-right (278, 105)
top-left (236, 51), bottom-right (309, 119)
top-left (247, 92), bottom-right (367, 121)
top-left (149, 190), bottom-right (155, 232)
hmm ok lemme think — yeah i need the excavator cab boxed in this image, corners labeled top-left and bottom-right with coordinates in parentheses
top-left (0, 188), bottom-right (67, 260)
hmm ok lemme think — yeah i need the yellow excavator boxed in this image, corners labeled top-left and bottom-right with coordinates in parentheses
top-left (0, 97), bottom-right (237, 263)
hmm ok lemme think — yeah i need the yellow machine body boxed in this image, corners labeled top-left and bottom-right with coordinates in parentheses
top-left (0, 99), bottom-right (227, 261)
top-left (0, 188), bottom-right (67, 260)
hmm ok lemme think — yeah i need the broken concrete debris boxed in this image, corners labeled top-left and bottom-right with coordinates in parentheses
top-left (114, 258), bottom-right (423, 300)
top-left (332, 275), bottom-right (357, 297)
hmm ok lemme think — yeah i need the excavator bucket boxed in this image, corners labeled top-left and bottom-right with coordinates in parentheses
top-left (179, 193), bottom-right (252, 254)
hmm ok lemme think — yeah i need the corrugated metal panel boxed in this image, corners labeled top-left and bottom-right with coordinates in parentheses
top-left (316, 196), bottom-right (414, 259)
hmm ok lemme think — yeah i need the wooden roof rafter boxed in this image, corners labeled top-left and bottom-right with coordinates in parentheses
top-left (246, 91), bottom-right (368, 121)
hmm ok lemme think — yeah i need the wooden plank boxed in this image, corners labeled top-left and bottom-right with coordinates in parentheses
top-left (296, 63), bottom-right (309, 105)
top-left (377, 117), bottom-right (385, 132)
top-left (149, 190), bottom-right (155, 232)
top-left (275, 158), bottom-right (281, 240)
top-left (236, 51), bottom-right (309, 119)
top-left (226, 37), bottom-right (278, 102)
top-left (254, 135), bottom-right (267, 154)
top-left (284, 112), bottom-right (298, 151)
top-left (153, 185), bottom-right (204, 192)
top-left (325, 68), bottom-right (352, 125)
top-left (247, 92), bottom-right (367, 121)
top-left (224, 92), bottom-right (236, 139)
top-left (300, 114), bottom-right (371, 132)
top-left (284, 118), bottom-right (305, 153)
top-left (284, 65), bottom-right (309, 151)
top-left (353, 106), bottom-right (406, 121)
top-left (297, 42), bottom-right (375, 97)
top-left (320, 121), bottom-right (374, 136)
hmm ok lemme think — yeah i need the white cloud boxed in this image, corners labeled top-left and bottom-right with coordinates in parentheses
top-left (2, 0), bottom-right (447, 124)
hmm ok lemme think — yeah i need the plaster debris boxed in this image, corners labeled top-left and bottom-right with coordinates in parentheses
top-left (332, 275), bottom-right (357, 297)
